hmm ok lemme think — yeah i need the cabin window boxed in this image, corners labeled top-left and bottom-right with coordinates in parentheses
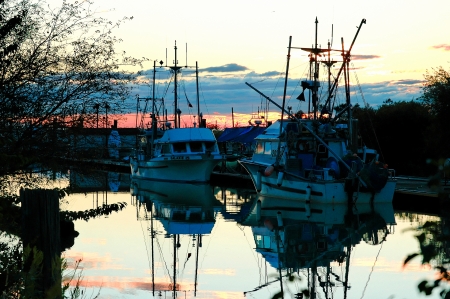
top-left (254, 235), bottom-right (272, 249)
top-left (255, 142), bottom-right (263, 154)
top-left (161, 144), bottom-right (171, 154)
top-left (264, 142), bottom-right (272, 155)
top-left (189, 142), bottom-right (203, 153)
top-left (173, 143), bottom-right (186, 153)
top-left (205, 141), bottom-right (216, 152)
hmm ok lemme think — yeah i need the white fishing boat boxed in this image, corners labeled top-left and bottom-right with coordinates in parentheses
top-left (239, 18), bottom-right (396, 204)
top-left (130, 42), bottom-right (223, 183)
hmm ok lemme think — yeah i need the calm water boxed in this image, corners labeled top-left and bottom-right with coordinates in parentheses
top-left (60, 170), bottom-right (440, 299)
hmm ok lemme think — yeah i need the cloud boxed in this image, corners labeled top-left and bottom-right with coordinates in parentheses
top-left (201, 63), bottom-right (249, 73)
top-left (390, 79), bottom-right (423, 85)
top-left (352, 54), bottom-right (381, 60)
top-left (431, 44), bottom-right (450, 51)
top-left (119, 66), bottom-right (425, 128)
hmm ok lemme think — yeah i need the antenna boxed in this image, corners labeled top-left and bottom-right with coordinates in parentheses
top-left (185, 43), bottom-right (188, 67)
top-left (331, 24), bottom-right (334, 47)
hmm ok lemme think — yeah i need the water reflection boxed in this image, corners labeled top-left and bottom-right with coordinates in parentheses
top-left (69, 169), bottom-right (130, 192)
top-left (240, 197), bottom-right (396, 298)
top-left (131, 179), bottom-right (224, 297)
top-left (129, 178), bottom-right (396, 299)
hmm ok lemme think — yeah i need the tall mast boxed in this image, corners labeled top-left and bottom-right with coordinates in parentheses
top-left (170, 41), bottom-right (182, 128)
top-left (196, 61), bottom-right (200, 125)
top-left (173, 234), bottom-right (177, 297)
top-left (150, 61), bottom-right (157, 157)
top-left (313, 17), bottom-right (320, 120)
top-left (194, 234), bottom-right (200, 296)
top-left (275, 36), bottom-right (292, 167)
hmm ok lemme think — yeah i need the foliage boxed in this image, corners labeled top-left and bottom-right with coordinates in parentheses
top-left (0, 235), bottom-right (100, 298)
top-left (0, 0), bottom-right (146, 176)
top-left (419, 66), bottom-right (450, 157)
top-left (351, 101), bottom-right (435, 176)
top-left (403, 220), bottom-right (450, 298)
top-left (403, 160), bottom-right (450, 298)
top-left (60, 202), bottom-right (127, 222)
top-left (62, 258), bottom-right (100, 299)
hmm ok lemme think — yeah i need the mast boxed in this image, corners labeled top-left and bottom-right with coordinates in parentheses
top-left (196, 61), bottom-right (200, 126)
top-left (194, 234), bottom-right (200, 296)
top-left (313, 17), bottom-right (319, 120)
top-left (341, 37), bottom-right (352, 146)
top-left (275, 36), bottom-right (292, 167)
top-left (322, 19), bottom-right (366, 118)
top-left (150, 61), bottom-right (157, 157)
top-left (173, 234), bottom-right (177, 297)
top-left (151, 204), bottom-right (155, 297)
top-left (170, 41), bottom-right (182, 128)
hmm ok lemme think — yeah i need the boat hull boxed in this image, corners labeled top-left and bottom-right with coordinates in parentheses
top-left (130, 155), bottom-right (222, 183)
top-left (240, 160), bottom-right (396, 204)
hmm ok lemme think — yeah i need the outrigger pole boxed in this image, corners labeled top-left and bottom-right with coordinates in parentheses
top-left (276, 36), bottom-right (293, 167)
top-left (244, 82), bottom-right (367, 188)
top-left (321, 18), bottom-right (366, 116)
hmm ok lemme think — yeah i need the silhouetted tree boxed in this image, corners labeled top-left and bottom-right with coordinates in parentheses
top-left (419, 66), bottom-right (450, 158)
top-left (0, 0), bottom-right (145, 176)
top-left (348, 101), bottom-right (434, 176)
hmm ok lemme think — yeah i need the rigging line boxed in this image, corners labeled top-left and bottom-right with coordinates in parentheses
top-left (359, 242), bottom-right (384, 299)
top-left (235, 222), bottom-right (262, 277)
top-left (155, 236), bottom-right (173, 285)
top-left (197, 81), bottom-right (211, 117)
top-left (179, 235), bottom-right (193, 282)
top-left (290, 62), bottom-right (314, 113)
top-left (198, 222), bottom-right (215, 271)
top-left (266, 61), bottom-right (290, 100)
top-left (351, 62), bottom-right (385, 161)
top-left (140, 217), bottom-right (152, 275)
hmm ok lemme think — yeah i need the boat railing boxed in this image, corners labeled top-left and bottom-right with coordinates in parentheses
top-left (136, 149), bottom-right (146, 161)
top-left (304, 168), bottom-right (335, 181)
top-left (388, 168), bottom-right (396, 179)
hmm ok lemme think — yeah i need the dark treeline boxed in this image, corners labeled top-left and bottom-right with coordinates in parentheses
top-left (350, 66), bottom-right (450, 177)
top-left (352, 100), bottom-right (435, 176)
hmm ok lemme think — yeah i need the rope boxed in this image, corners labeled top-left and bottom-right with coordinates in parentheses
top-left (140, 218), bottom-right (152, 277)
top-left (155, 236), bottom-right (172, 285)
top-left (359, 242), bottom-right (384, 299)
top-left (351, 62), bottom-right (385, 161)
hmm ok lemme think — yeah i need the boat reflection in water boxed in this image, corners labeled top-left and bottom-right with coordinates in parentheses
top-left (130, 179), bottom-right (223, 298)
top-left (240, 196), bottom-right (396, 299)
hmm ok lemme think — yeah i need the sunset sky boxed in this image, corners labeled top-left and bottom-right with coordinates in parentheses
top-left (57, 0), bottom-right (450, 128)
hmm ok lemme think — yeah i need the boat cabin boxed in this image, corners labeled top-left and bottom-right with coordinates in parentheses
top-left (152, 128), bottom-right (219, 157)
top-left (251, 119), bottom-right (361, 180)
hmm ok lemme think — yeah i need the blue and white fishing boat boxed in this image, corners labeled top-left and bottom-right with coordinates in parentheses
top-left (239, 18), bottom-right (397, 204)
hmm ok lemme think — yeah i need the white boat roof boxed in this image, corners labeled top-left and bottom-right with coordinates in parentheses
top-left (156, 128), bottom-right (217, 143)
top-left (159, 221), bottom-right (215, 235)
top-left (254, 120), bottom-right (296, 140)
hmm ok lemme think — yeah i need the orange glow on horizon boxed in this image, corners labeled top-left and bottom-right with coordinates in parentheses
top-left (109, 112), bottom-right (283, 129)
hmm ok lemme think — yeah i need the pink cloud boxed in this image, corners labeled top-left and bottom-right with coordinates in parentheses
top-left (432, 44), bottom-right (450, 51)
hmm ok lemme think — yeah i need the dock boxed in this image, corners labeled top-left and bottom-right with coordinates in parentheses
top-left (395, 175), bottom-right (450, 198)
top-left (60, 157), bottom-right (449, 199)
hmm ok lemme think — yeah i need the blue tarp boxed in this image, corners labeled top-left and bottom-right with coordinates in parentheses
top-left (217, 126), bottom-right (266, 144)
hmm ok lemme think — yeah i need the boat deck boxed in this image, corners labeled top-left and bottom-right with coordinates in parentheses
top-left (58, 157), bottom-right (450, 198)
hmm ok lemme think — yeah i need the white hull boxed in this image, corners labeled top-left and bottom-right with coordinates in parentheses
top-left (130, 155), bottom-right (222, 183)
top-left (240, 160), bottom-right (396, 204)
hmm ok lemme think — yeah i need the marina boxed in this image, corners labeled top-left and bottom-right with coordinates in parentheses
top-left (1, 1), bottom-right (450, 298)
top-left (62, 156), bottom-right (448, 200)
top-left (56, 167), bottom-right (448, 299)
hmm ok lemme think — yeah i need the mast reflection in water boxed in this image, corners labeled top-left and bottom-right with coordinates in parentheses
top-left (131, 179), bottom-right (224, 298)
top-left (62, 170), bottom-right (436, 299)
top-left (239, 196), bottom-right (395, 299)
